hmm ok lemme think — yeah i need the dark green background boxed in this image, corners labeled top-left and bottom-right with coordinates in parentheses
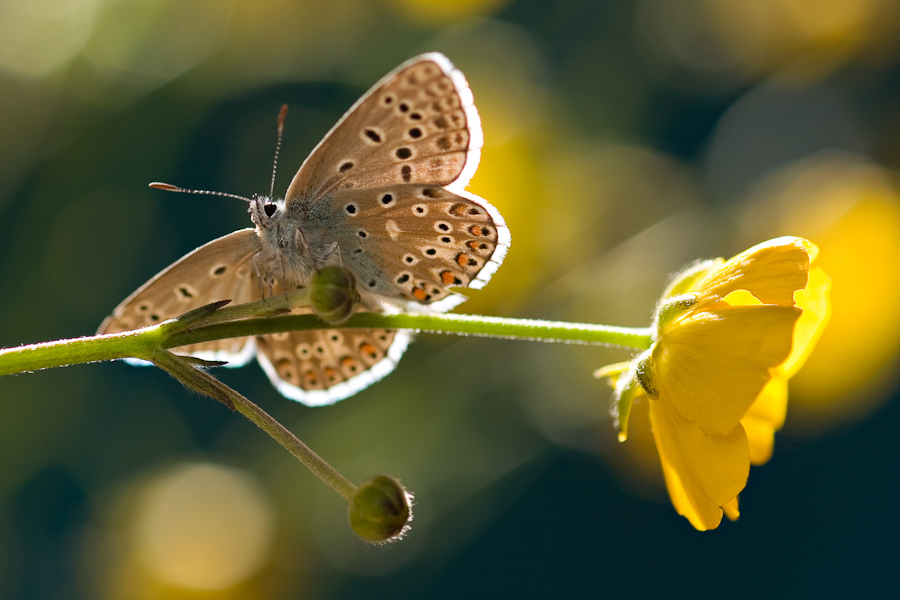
top-left (1, 0), bottom-right (897, 597)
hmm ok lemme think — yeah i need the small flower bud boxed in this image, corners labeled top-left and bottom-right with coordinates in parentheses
top-left (348, 475), bottom-right (413, 544)
top-left (309, 266), bottom-right (359, 324)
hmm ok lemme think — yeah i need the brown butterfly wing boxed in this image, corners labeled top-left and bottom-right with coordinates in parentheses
top-left (255, 323), bottom-right (410, 406)
top-left (98, 229), bottom-right (262, 363)
top-left (284, 53), bottom-right (483, 203)
top-left (315, 184), bottom-right (509, 312)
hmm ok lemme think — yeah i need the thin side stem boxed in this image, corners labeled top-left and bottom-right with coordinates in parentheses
top-left (152, 349), bottom-right (357, 500)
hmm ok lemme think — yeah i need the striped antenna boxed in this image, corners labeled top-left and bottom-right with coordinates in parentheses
top-left (148, 182), bottom-right (254, 203)
top-left (270, 104), bottom-right (289, 198)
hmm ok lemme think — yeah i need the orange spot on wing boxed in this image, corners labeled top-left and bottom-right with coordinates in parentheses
top-left (413, 287), bottom-right (428, 301)
top-left (359, 342), bottom-right (378, 359)
top-left (303, 370), bottom-right (320, 388)
top-left (449, 203), bottom-right (468, 217)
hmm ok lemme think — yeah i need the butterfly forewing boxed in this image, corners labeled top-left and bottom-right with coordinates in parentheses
top-left (98, 229), bottom-right (262, 363)
top-left (284, 53), bottom-right (483, 203)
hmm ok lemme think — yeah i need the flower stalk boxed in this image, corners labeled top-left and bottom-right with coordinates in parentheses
top-left (0, 310), bottom-right (653, 377)
top-left (150, 347), bottom-right (358, 501)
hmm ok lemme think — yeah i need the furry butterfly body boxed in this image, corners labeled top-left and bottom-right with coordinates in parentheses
top-left (99, 53), bottom-right (510, 405)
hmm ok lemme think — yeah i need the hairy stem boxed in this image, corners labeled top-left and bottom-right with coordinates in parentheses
top-left (167, 312), bottom-right (654, 350)
top-left (0, 311), bottom-right (653, 377)
top-left (152, 349), bottom-right (357, 500)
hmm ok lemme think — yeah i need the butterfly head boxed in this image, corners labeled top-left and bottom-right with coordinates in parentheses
top-left (249, 194), bottom-right (285, 227)
top-left (248, 192), bottom-right (314, 286)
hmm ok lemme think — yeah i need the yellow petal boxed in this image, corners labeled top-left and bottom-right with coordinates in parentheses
top-left (726, 265), bottom-right (830, 463)
top-left (696, 237), bottom-right (813, 307)
top-left (657, 451), bottom-right (712, 530)
top-left (741, 377), bottom-right (788, 465)
top-left (655, 305), bottom-right (800, 435)
top-left (722, 289), bottom-right (761, 307)
top-left (650, 399), bottom-right (749, 531)
top-left (723, 497), bottom-right (740, 521)
top-left (781, 266), bottom-right (831, 376)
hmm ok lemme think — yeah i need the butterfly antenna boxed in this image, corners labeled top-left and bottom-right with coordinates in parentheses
top-left (270, 104), bottom-right (289, 198)
top-left (148, 182), bottom-right (254, 204)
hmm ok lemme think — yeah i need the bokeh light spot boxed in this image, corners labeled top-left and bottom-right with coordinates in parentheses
top-left (388, 0), bottom-right (512, 25)
top-left (0, 0), bottom-right (101, 77)
top-left (132, 462), bottom-right (275, 591)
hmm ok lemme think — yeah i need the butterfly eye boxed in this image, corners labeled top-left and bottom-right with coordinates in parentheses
top-left (264, 203), bottom-right (277, 218)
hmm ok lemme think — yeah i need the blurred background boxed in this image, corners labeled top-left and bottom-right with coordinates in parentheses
top-left (1, 0), bottom-right (899, 597)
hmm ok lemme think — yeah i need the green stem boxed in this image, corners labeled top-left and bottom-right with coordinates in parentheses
top-left (152, 349), bottom-right (357, 500)
top-left (166, 313), bottom-right (654, 350)
top-left (0, 329), bottom-right (160, 375)
top-left (0, 312), bottom-right (653, 377)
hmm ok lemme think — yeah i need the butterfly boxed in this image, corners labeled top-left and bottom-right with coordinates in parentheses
top-left (97, 53), bottom-right (510, 406)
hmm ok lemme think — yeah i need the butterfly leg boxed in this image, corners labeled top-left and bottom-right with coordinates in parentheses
top-left (323, 241), bottom-right (343, 267)
top-left (253, 251), bottom-right (276, 299)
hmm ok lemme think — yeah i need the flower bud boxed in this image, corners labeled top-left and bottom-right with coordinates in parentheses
top-left (348, 475), bottom-right (412, 544)
top-left (309, 266), bottom-right (359, 324)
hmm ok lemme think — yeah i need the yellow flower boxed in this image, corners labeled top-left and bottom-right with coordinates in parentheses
top-left (597, 237), bottom-right (830, 530)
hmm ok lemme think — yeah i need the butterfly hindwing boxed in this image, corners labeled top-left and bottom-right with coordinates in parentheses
top-left (255, 324), bottom-right (410, 406)
top-left (316, 184), bottom-right (509, 311)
